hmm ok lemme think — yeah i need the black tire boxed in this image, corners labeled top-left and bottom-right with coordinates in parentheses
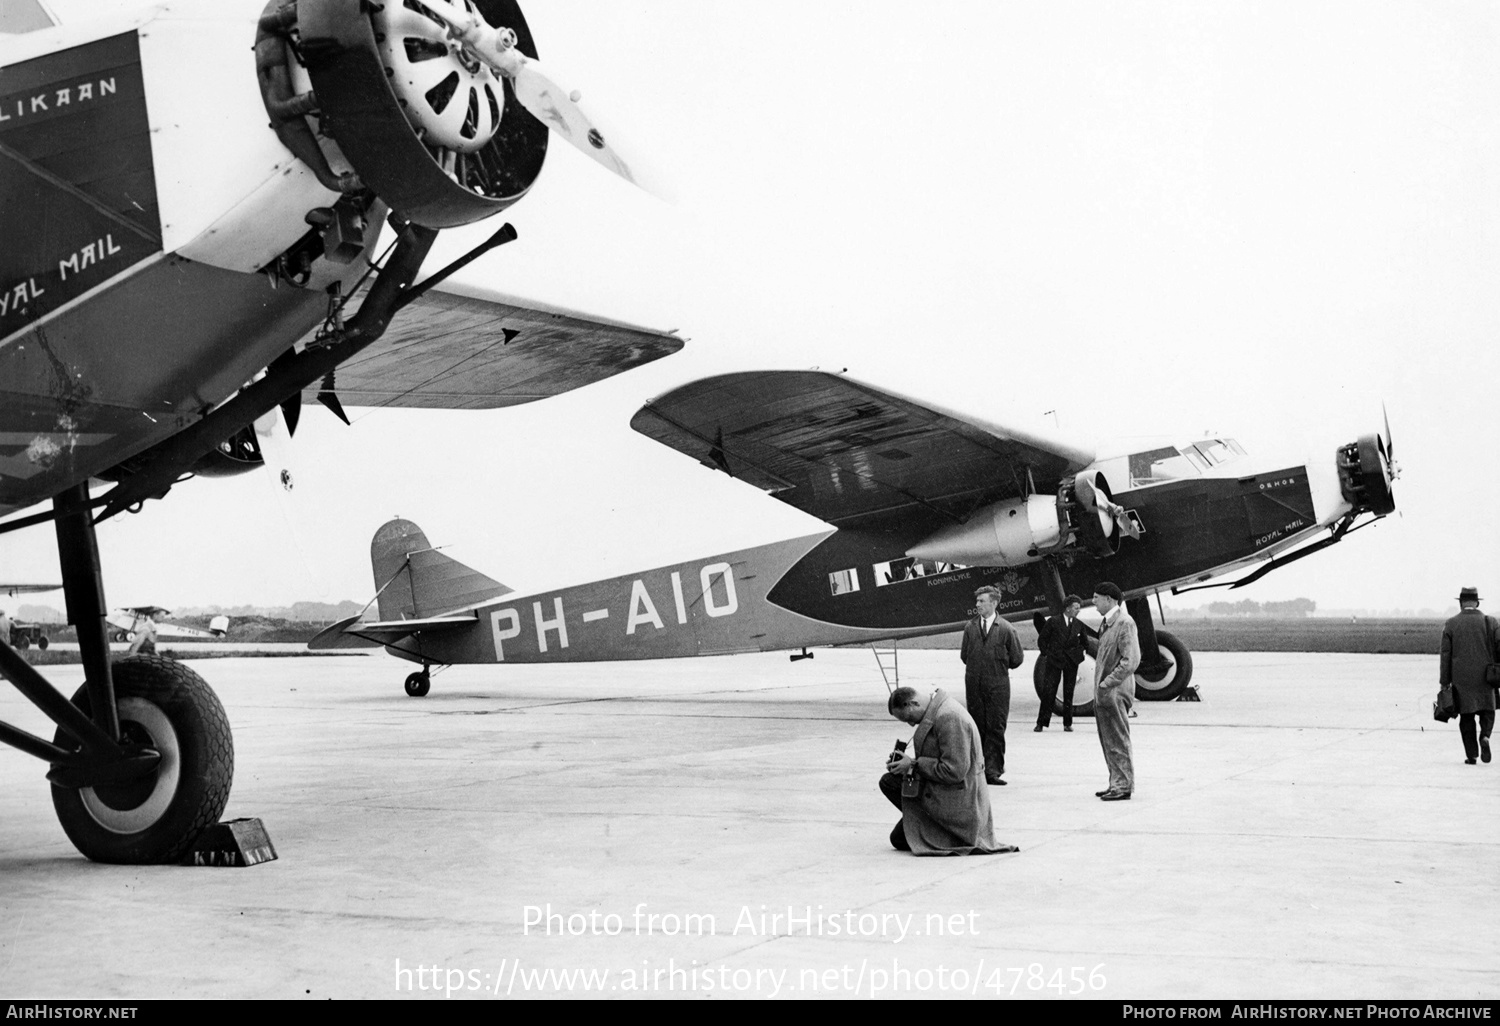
top-left (1033, 654), bottom-right (1095, 718)
top-left (1134, 628), bottom-right (1193, 701)
top-left (50, 656), bottom-right (234, 864)
top-left (404, 671), bottom-right (431, 698)
top-left (14, 635), bottom-right (29, 650)
top-left (37, 635), bottom-right (49, 650)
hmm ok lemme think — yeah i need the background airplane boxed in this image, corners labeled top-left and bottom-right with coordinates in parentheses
top-left (106, 606), bottom-right (230, 643)
top-left (313, 370), bottom-right (1398, 707)
top-left (0, 0), bottom-right (680, 863)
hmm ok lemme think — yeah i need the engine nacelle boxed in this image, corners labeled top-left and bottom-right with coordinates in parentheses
top-left (286, 0), bottom-right (549, 229)
top-left (907, 495), bottom-right (1067, 568)
top-left (1337, 434), bottom-right (1395, 515)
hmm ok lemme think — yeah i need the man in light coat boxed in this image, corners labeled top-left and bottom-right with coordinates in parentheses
top-left (1091, 582), bottom-right (1139, 800)
top-left (880, 687), bottom-right (1019, 856)
top-left (1439, 586), bottom-right (1497, 765)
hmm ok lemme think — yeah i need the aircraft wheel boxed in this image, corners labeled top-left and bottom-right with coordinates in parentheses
top-left (404, 671), bottom-right (431, 698)
top-left (1033, 655), bottom-right (1095, 719)
top-left (51, 656), bottom-right (234, 864)
top-left (38, 635), bottom-right (48, 650)
top-left (1134, 628), bottom-right (1193, 701)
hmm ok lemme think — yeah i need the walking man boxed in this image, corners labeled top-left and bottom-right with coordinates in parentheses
top-left (1439, 586), bottom-right (1497, 765)
top-left (960, 585), bottom-right (1023, 785)
top-left (1091, 582), bottom-right (1138, 800)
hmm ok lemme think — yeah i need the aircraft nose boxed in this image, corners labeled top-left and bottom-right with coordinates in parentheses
top-left (1335, 433), bottom-right (1397, 517)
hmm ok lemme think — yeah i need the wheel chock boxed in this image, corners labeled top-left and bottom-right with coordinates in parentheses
top-left (181, 818), bottom-right (278, 867)
top-left (1175, 685), bottom-right (1202, 702)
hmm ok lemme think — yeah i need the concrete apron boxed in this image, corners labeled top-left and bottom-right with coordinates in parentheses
top-left (0, 650), bottom-right (1494, 999)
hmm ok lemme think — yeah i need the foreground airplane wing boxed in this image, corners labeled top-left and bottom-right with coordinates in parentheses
top-left (299, 284), bottom-right (683, 410)
top-left (1, 584), bottom-right (62, 596)
top-left (630, 370), bottom-right (1095, 525)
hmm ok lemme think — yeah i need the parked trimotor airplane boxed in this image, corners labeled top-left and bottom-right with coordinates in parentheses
top-left (313, 370), bottom-right (1398, 706)
top-left (0, 0), bottom-right (679, 864)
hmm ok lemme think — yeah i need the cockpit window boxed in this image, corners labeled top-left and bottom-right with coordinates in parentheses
top-left (1128, 447), bottom-right (1200, 486)
top-left (1127, 438), bottom-right (1245, 486)
top-left (1192, 438), bottom-right (1245, 466)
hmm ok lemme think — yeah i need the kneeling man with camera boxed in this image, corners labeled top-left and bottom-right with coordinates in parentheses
top-left (879, 687), bottom-right (1019, 856)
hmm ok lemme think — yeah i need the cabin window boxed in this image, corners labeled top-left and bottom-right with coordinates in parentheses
top-left (873, 558), bottom-right (964, 585)
top-left (828, 568), bottom-right (860, 596)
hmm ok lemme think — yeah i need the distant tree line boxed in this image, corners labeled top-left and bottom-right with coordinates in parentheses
top-left (1203, 598), bottom-right (1316, 617)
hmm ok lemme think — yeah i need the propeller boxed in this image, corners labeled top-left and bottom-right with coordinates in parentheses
top-left (413, 0), bottom-right (671, 199)
top-left (1072, 472), bottom-right (1142, 544)
top-left (1381, 402), bottom-right (1399, 480)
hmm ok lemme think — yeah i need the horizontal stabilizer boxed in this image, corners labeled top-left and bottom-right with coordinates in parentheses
top-left (307, 613), bottom-right (477, 651)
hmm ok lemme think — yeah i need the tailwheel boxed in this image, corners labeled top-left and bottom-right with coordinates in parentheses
top-left (1133, 628), bottom-right (1194, 701)
top-left (50, 656), bottom-right (233, 864)
top-left (404, 670), bottom-right (432, 698)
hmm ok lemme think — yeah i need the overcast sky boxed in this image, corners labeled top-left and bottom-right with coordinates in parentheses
top-left (3, 0), bottom-right (1497, 615)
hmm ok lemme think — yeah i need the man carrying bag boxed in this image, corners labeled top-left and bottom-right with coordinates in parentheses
top-left (1439, 586), bottom-right (1498, 764)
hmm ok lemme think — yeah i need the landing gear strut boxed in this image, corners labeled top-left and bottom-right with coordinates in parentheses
top-left (0, 484), bottom-right (233, 862)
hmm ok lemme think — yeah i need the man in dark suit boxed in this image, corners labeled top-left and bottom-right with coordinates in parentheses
top-left (1439, 586), bottom-right (1498, 765)
top-left (1034, 594), bottom-right (1092, 732)
top-left (960, 585), bottom-right (1024, 785)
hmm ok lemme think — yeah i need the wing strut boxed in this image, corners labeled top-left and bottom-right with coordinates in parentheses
top-left (1170, 512), bottom-right (1379, 595)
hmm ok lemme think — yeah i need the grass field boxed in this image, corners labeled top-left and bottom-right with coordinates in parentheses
top-left (901, 617), bottom-right (1445, 655)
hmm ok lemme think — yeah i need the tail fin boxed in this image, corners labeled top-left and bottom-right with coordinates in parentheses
top-left (370, 519), bottom-right (512, 620)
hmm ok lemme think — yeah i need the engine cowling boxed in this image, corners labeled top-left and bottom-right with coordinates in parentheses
top-left (1338, 434), bottom-right (1395, 515)
top-left (265, 0), bottom-right (549, 229)
top-left (907, 495), bottom-right (1067, 568)
top-left (905, 471), bottom-right (1134, 568)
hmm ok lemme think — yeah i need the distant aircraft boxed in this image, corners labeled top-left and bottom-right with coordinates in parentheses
top-left (313, 370), bottom-right (1398, 704)
top-left (106, 607), bottom-right (230, 644)
top-left (0, 0), bottom-right (679, 864)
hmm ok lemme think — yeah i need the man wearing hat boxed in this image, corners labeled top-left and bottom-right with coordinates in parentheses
top-left (1439, 587), bottom-right (1498, 765)
top-left (1091, 582), bottom-right (1139, 799)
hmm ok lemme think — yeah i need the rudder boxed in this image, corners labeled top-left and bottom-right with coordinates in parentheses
top-left (370, 519), bottom-right (511, 620)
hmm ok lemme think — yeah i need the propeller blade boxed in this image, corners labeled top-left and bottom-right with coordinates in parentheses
top-left (1382, 401), bottom-right (1394, 464)
top-left (415, 0), bottom-right (671, 198)
top-left (508, 62), bottom-right (668, 197)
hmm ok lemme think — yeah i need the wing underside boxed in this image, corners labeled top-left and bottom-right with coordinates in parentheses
top-left (300, 285), bottom-right (683, 410)
top-left (629, 371), bottom-right (1094, 526)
